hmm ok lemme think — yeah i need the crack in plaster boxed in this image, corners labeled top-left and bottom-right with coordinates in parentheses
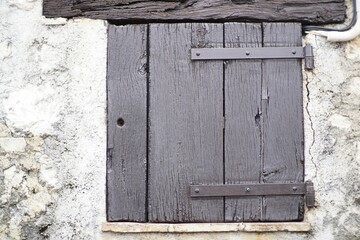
top-left (305, 71), bottom-right (318, 179)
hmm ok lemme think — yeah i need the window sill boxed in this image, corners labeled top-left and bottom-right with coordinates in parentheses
top-left (102, 222), bottom-right (311, 233)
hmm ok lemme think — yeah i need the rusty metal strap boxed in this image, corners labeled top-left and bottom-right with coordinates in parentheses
top-left (191, 44), bottom-right (314, 69)
top-left (190, 181), bottom-right (316, 207)
top-left (190, 183), bottom-right (306, 197)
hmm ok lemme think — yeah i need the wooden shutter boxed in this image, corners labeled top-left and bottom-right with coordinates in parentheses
top-left (107, 25), bottom-right (147, 221)
top-left (107, 22), bottom-right (304, 222)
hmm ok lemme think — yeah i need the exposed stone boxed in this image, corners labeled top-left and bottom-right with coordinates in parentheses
top-left (0, 138), bottom-right (26, 152)
top-left (21, 192), bottom-right (53, 218)
top-left (26, 137), bottom-right (44, 152)
top-left (0, 123), bottom-right (11, 137)
top-left (4, 166), bottom-right (24, 189)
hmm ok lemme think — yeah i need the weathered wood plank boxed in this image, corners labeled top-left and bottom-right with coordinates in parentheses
top-left (43, 0), bottom-right (81, 18)
top-left (224, 23), bottom-right (262, 222)
top-left (262, 22), bottom-right (304, 221)
top-left (107, 25), bottom-right (147, 222)
top-left (148, 23), bottom-right (224, 222)
top-left (44, 0), bottom-right (345, 24)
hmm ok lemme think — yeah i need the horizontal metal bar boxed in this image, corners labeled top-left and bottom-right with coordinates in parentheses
top-left (191, 47), bottom-right (304, 60)
top-left (190, 183), bottom-right (306, 197)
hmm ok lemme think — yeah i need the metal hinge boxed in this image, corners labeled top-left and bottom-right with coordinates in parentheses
top-left (191, 44), bottom-right (315, 70)
top-left (190, 181), bottom-right (315, 208)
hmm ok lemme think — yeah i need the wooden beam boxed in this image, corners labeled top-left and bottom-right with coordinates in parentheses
top-left (43, 0), bottom-right (345, 24)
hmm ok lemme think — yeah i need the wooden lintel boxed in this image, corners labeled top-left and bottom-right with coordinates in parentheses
top-left (43, 0), bottom-right (346, 24)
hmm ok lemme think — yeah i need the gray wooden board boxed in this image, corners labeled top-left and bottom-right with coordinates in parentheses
top-left (107, 25), bottom-right (147, 222)
top-left (148, 23), bottom-right (224, 222)
top-left (43, 0), bottom-right (345, 24)
top-left (224, 23), bottom-right (262, 222)
top-left (261, 23), bottom-right (305, 221)
top-left (43, 0), bottom-right (81, 18)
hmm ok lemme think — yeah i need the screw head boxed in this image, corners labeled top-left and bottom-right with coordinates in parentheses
top-left (196, 52), bottom-right (201, 56)
top-left (194, 188), bottom-right (200, 193)
top-left (292, 49), bottom-right (297, 54)
top-left (246, 187), bottom-right (251, 192)
top-left (292, 187), bottom-right (298, 191)
top-left (246, 51), bottom-right (250, 56)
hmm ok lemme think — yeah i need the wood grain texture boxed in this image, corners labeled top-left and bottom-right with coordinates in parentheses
top-left (261, 23), bottom-right (304, 221)
top-left (148, 23), bottom-right (224, 222)
top-left (44, 0), bottom-right (345, 24)
top-left (107, 25), bottom-right (148, 222)
top-left (224, 23), bottom-right (262, 222)
top-left (43, 0), bottom-right (81, 18)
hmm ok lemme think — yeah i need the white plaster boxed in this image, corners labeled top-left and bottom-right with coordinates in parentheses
top-left (0, 138), bottom-right (26, 152)
top-left (328, 114), bottom-right (352, 130)
top-left (41, 17), bottom-right (68, 26)
top-left (4, 86), bottom-right (62, 136)
top-left (7, 0), bottom-right (37, 11)
top-left (0, 39), bottom-right (12, 60)
top-left (345, 36), bottom-right (360, 61)
top-left (39, 164), bottom-right (59, 189)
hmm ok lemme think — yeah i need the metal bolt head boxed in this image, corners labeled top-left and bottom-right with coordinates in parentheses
top-left (194, 188), bottom-right (200, 193)
top-left (196, 52), bottom-right (201, 56)
top-left (246, 51), bottom-right (250, 56)
top-left (292, 187), bottom-right (298, 191)
top-left (292, 49), bottom-right (297, 54)
top-left (246, 187), bottom-right (251, 192)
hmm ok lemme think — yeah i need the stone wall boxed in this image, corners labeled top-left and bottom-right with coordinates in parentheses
top-left (0, 0), bottom-right (359, 239)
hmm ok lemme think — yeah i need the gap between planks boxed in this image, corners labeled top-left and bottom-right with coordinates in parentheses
top-left (102, 222), bottom-right (311, 233)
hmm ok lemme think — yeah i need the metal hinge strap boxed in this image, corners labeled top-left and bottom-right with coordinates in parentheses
top-left (190, 181), bottom-right (315, 207)
top-left (304, 44), bottom-right (315, 70)
top-left (191, 44), bottom-right (314, 70)
top-left (305, 180), bottom-right (315, 207)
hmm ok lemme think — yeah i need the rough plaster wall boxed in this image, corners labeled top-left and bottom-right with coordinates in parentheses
top-left (0, 0), bottom-right (107, 239)
top-left (0, 0), bottom-right (359, 240)
top-left (303, 35), bottom-right (360, 240)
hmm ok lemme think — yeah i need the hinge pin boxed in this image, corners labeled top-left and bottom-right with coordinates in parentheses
top-left (304, 44), bottom-right (315, 70)
top-left (305, 180), bottom-right (315, 207)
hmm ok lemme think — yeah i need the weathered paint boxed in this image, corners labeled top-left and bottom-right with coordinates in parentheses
top-left (0, 0), bottom-right (359, 238)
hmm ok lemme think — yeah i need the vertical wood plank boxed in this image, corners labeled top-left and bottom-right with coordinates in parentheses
top-left (224, 23), bottom-right (262, 222)
top-left (149, 23), bottom-right (224, 222)
top-left (107, 24), bottom-right (147, 222)
top-left (262, 23), bottom-right (304, 221)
